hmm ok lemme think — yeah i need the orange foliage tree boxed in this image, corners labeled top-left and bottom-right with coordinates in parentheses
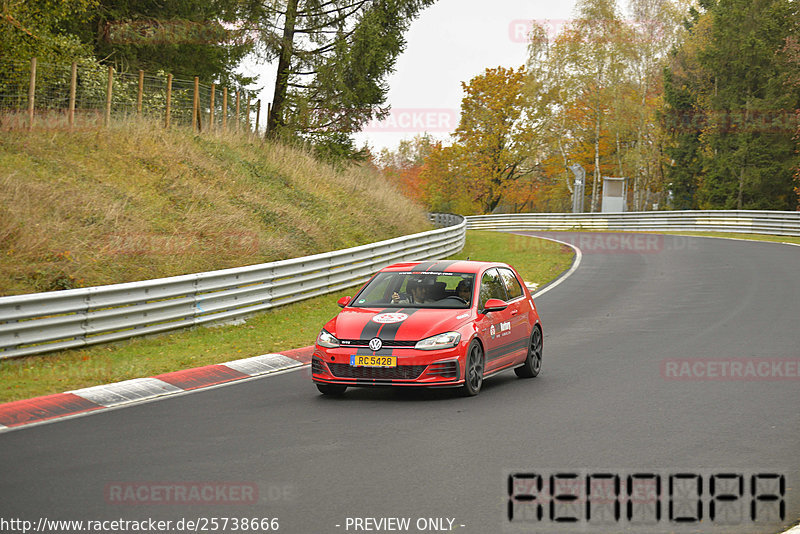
top-left (376, 135), bottom-right (435, 203)
top-left (452, 66), bottom-right (539, 213)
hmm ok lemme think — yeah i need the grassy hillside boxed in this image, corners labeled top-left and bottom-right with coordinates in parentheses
top-left (0, 123), bottom-right (431, 295)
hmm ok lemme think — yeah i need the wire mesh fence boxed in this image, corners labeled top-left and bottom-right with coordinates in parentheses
top-left (0, 57), bottom-right (263, 134)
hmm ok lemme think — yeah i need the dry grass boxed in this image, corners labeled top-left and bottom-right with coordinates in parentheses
top-left (0, 119), bottom-right (430, 295)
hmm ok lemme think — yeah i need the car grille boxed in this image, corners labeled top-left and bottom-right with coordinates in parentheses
top-left (328, 362), bottom-right (427, 380)
top-left (339, 339), bottom-right (418, 348)
top-left (311, 357), bottom-right (326, 375)
top-left (426, 361), bottom-right (458, 378)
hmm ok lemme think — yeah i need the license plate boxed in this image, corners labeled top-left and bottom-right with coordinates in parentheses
top-left (350, 355), bottom-right (397, 367)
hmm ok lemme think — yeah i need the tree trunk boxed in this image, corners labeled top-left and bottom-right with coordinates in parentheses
top-left (615, 132), bottom-right (626, 210)
top-left (558, 136), bottom-right (572, 194)
top-left (738, 100), bottom-right (750, 210)
top-left (268, 0), bottom-right (299, 135)
top-left (591, 112), bottom-right (601, 212)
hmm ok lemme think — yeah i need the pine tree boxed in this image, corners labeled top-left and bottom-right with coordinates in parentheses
top-left (663, 0), bottom-right (800, 210)
top-left (65, 0), bottom-right (260, 85)
top-left (260, 0), bottom-right (435, 159)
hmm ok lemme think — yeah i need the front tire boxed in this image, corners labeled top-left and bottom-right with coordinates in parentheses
top-left (461, 340), bottom-right (484, 396)
top-left (316, 383), bottom-right (347, 396)
top-left (515, 326), bottom-right (542, 378)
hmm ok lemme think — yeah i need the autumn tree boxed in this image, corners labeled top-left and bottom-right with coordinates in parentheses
top-left (556, 0), bottom-right (630, 212)
top-left (376, 134), bottom-right (435, 201)
top-left (451, 66), bottom-right (539, 213)
top-left (616, 0), bottom-right (688, 210)
top-left (522, 23), bottom-right (576, 211)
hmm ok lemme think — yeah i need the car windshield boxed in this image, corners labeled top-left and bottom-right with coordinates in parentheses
top-left (350, 271), bottom-right (475, 309)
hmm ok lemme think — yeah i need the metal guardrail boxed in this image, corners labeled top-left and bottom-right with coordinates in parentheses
top-left (465, 210), bottom-right (800, 237)
top-left (0, 217), bottom-right (466, 359)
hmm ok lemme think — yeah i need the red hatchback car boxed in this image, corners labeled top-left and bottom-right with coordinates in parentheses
top-left (311, 260), bottom-right (543, 396)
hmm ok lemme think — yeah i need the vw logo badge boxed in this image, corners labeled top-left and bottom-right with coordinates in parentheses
top-left (369, 338), bottom-right (383, 351)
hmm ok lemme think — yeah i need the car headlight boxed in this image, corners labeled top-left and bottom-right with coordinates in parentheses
top-left (317, 329), bottom-right (340, 348)
top-left (415, 332), bottom-right (461, 351)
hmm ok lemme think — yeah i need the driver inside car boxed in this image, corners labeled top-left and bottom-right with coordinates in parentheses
top-left (392, 277), bottom-right (436, 304)
top-left (456, 279), bottom-right (472, 303)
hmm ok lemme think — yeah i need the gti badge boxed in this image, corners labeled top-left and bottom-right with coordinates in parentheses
top-left (369, 338), bottom-right (383, 351)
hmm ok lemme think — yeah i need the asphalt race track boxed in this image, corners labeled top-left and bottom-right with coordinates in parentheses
top-left (0, 233), bottom-right (798, 534)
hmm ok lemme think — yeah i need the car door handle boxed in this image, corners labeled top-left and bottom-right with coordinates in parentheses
top-left (510, 309), bottom-right (519, 316)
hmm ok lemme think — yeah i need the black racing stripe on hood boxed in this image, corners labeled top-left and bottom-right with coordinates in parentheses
top-left (375, 308), bottom-right (420, 341)
top-left (358, 308), bottom-right (388, 341)
top-left (354, 308), bottom-right (421, 356)
top-left (411, 261), bottom-right (437, 272)
top-left (428, 260), bottom-right (458, 272)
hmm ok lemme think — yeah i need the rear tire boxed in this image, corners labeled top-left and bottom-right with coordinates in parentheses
top-left (515, 326), bottom-right (542, 378)
top-left (316, 383), bottom-right (347, 395)
top-left (461, 340), bottom-right (484, 396)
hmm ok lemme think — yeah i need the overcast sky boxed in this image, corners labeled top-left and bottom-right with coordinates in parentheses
top-left (240, 0), bottom-right (581, 153)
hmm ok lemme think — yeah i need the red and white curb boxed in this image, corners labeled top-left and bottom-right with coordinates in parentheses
top-left (0, 347), bottom-right (313, 432)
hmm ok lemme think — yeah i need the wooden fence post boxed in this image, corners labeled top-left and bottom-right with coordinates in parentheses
top-left (255, 100), bottom-right (261, 138)
top-left (68, 62), bottom-right (77, 130)
top-left (235, 90), bottom-right (240, 133)
top-left (137, 70), bottom-right (144, 116)
top-left (27, 57), bottom-right (36, 131)
top-left (104, 65), bottom-right (113, 127)
top-left (222, 87), bottom-right (228, 131)
top-left (165, 73), bottom-right (172, 128)
top-left (266, 102), bottom-right (271, 137)
top-left (192, 76), bottom-right (199, 132)
top-left (245, 94), bottom-right (251, 135)
top-left (209, 83), bottom-right (215, 132)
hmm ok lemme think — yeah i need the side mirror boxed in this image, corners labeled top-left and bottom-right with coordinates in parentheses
top-left (337, 296), bottom-right (352, 308)
top-left (482, 298), bottom-right (508, 313)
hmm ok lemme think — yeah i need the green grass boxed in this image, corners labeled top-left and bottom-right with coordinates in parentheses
top-left (0, 230), bottom-right (573, 403)
top-left (456, 231), bottom-right (575, 286)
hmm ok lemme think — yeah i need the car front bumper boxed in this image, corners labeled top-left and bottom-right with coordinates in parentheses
top-left (311, 346), bottom-right (464, 388)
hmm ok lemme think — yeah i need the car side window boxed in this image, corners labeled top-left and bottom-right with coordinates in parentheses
top-left (498, 268), bottom-right (523, 300)
top-left (478, 268), bottom-right (507, 310)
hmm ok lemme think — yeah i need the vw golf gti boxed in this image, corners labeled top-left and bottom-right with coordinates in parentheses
top-left (311, 260), bottom-right (543, 396)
